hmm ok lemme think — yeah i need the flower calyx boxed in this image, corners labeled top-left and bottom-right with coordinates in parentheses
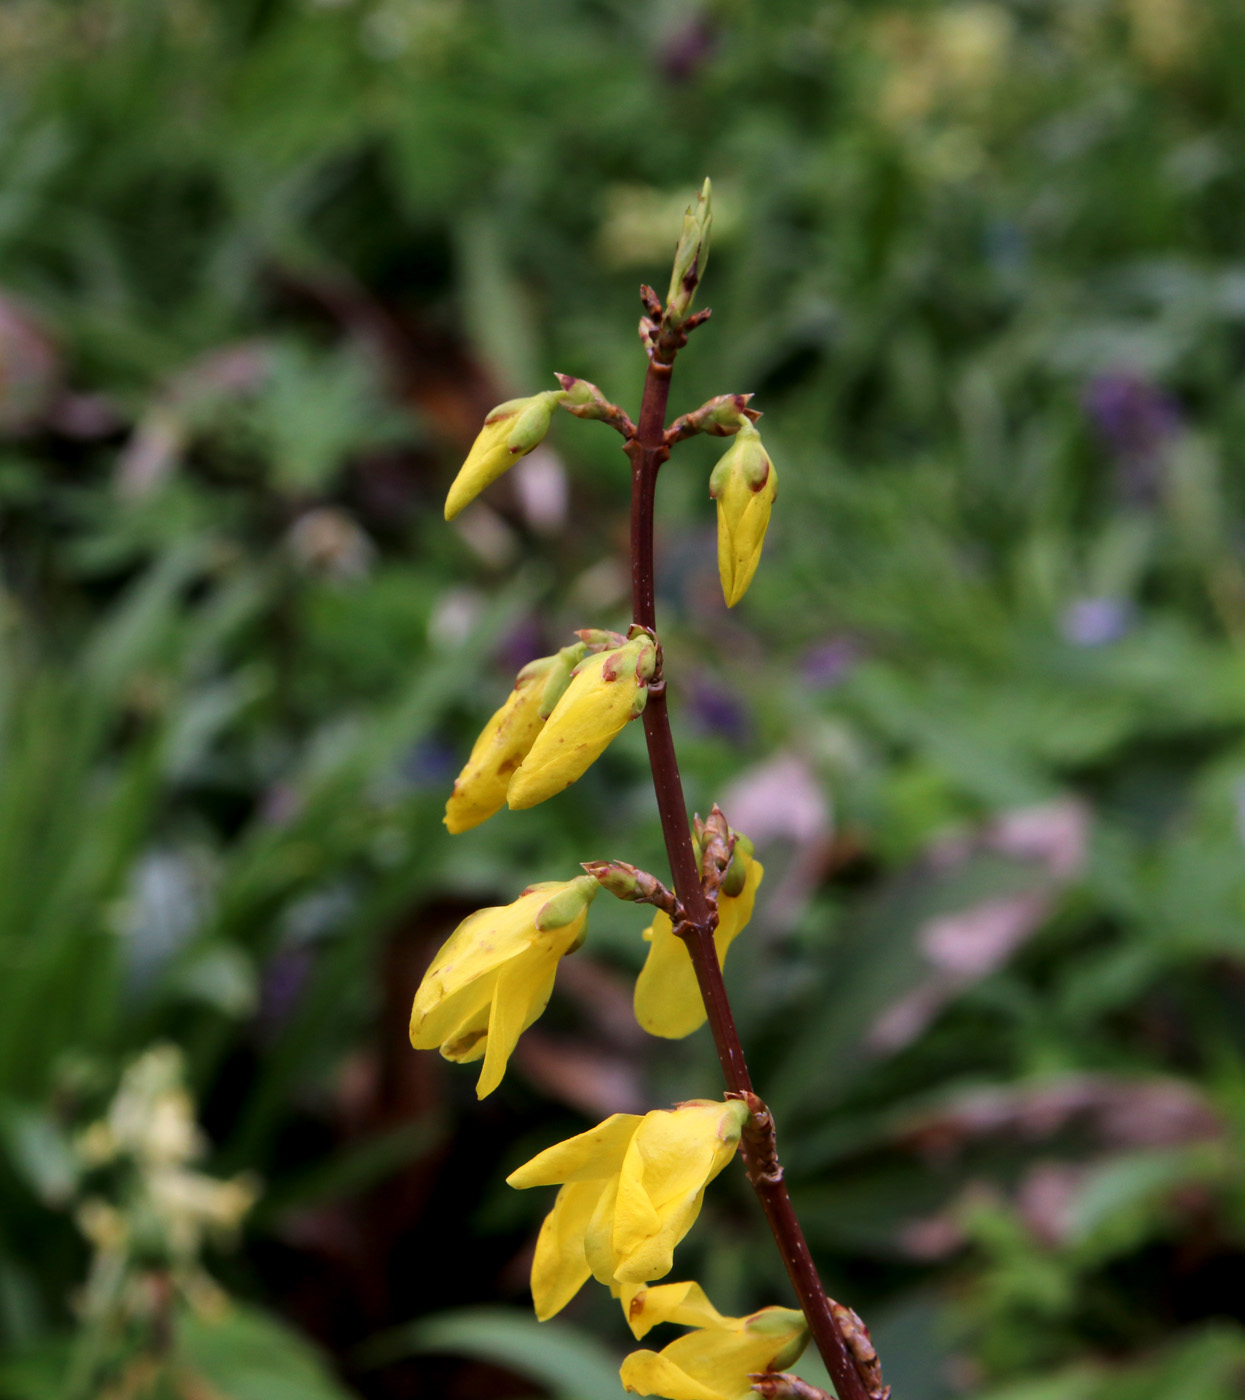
top-left (665, 394), bottom-right (762, 448)
top-left (555, 374), bottom-right (637, 438)
top-left (582, 861), bottom-right (680, 919)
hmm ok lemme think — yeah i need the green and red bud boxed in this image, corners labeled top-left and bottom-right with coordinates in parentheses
top-left (665, 178), bottom-right (713, 327)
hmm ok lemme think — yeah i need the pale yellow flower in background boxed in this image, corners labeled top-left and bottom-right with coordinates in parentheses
top-left (619, 1280), bottom-right (809, 1400)
top-left (709, 424), bottom-right (777, 608)
top-left (409, 876), bottom-right (597, 1098)
top-left (444, 644), bottom-right (587, 834)
top-left (633, 849), bottom-right (764, 1039)
top-left (507, 632), bottom-right (657, 810)
top-left (444, 390), bottom-right (564, 520)
top-left (506, 1098), bottom-right (749, 1319)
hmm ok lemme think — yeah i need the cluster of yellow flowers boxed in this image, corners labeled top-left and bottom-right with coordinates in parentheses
top-left (409, 400), bottom-right (802, 1399)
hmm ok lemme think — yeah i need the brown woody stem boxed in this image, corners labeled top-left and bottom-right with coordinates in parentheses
top-left (624, 349), bottom-right (873, 1400)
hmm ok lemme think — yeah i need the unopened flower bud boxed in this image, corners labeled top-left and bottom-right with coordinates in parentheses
top-left (507, 634), bottom-right (658, 810)
top-left (444, 641), bottom-right (587, 834)
top-left (534, 875), bottom-right (600, 932)
top-left (576, 627), bottom-right (629, 652)
top-left (445, 389), bottom-right (566, 520)
top-left (709, 424), bottom-right (777, 607)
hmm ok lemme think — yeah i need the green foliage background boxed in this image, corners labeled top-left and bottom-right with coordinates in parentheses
top-left (2, 0), bottom-right (1245, 1395)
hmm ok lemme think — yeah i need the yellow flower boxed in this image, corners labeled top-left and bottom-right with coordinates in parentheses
top-left (444, 644), bottom-right (587, 834)
top-left (634, 849), bottom-right (763, 1039)
top-left (409, 877), bottom-right (598, 1098)
top-left (506, 1098), bottom-right (749, 1320)
top-left (619, 1281), bottom-right (809, 1400)
top-left (507, 632), bottom-right (658, 811)
top-left (709, 425), bottom-right (777, 608)
top-left (445, 391), bottom-right (563, 521)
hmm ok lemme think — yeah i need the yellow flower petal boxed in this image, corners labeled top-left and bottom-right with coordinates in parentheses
top-left (530, 1178), bottom-right (604, 1320)
top-left (624, 1281), bottom-right (727, 1340)
top-left (475, 956), bottom-right (558, 1099)
top-left (506, 1113), bottom-right (641, 1189)
top-left (621, 1351), bottom-right (726, 1400)
top-left (634, 855), bottom-right (764, 1039)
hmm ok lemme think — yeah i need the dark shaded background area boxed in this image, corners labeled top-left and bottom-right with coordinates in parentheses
top-left (2, 1), bottom-right (1245, 1397)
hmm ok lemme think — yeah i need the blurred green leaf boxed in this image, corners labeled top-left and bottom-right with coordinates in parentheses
top-left (360, 1307), bottom-right (624, 1400)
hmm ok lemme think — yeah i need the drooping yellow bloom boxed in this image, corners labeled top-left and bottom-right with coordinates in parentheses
top-left (410, 877), bottom-right (597, 1098)
top-left (507, 632), bottom-right (658, 811)
top-left (619, 1281), bottom-right (809, 1400)
top-left (445, 390), bottom-right (564, 520)
top-left (709, 424), bottom-right (777, 607)
top-left (505, 1098), bottom-right (749, 1320)
top-left (634, 849), bottom-right (763, 1039)
top-left (444, 644), bottom-right (587, 834)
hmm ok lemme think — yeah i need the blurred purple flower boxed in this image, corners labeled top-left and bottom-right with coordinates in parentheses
top-left (660, 15), bottom-right (718, 82)
top-left (1061, 596), bottom-right (1133, 647)
top-left (403, 737), bottom-right (458, 788)
top-left (801, 637), bottom-right (862, 689)
top-left (1083, 372), bottom-right (1181, 502)
top-left (494, 615), bottom-right (547, 675)
top-left (259, 944), bottom-right (313, 1039)
top-left (688, 676), bottom-right (749, 741)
